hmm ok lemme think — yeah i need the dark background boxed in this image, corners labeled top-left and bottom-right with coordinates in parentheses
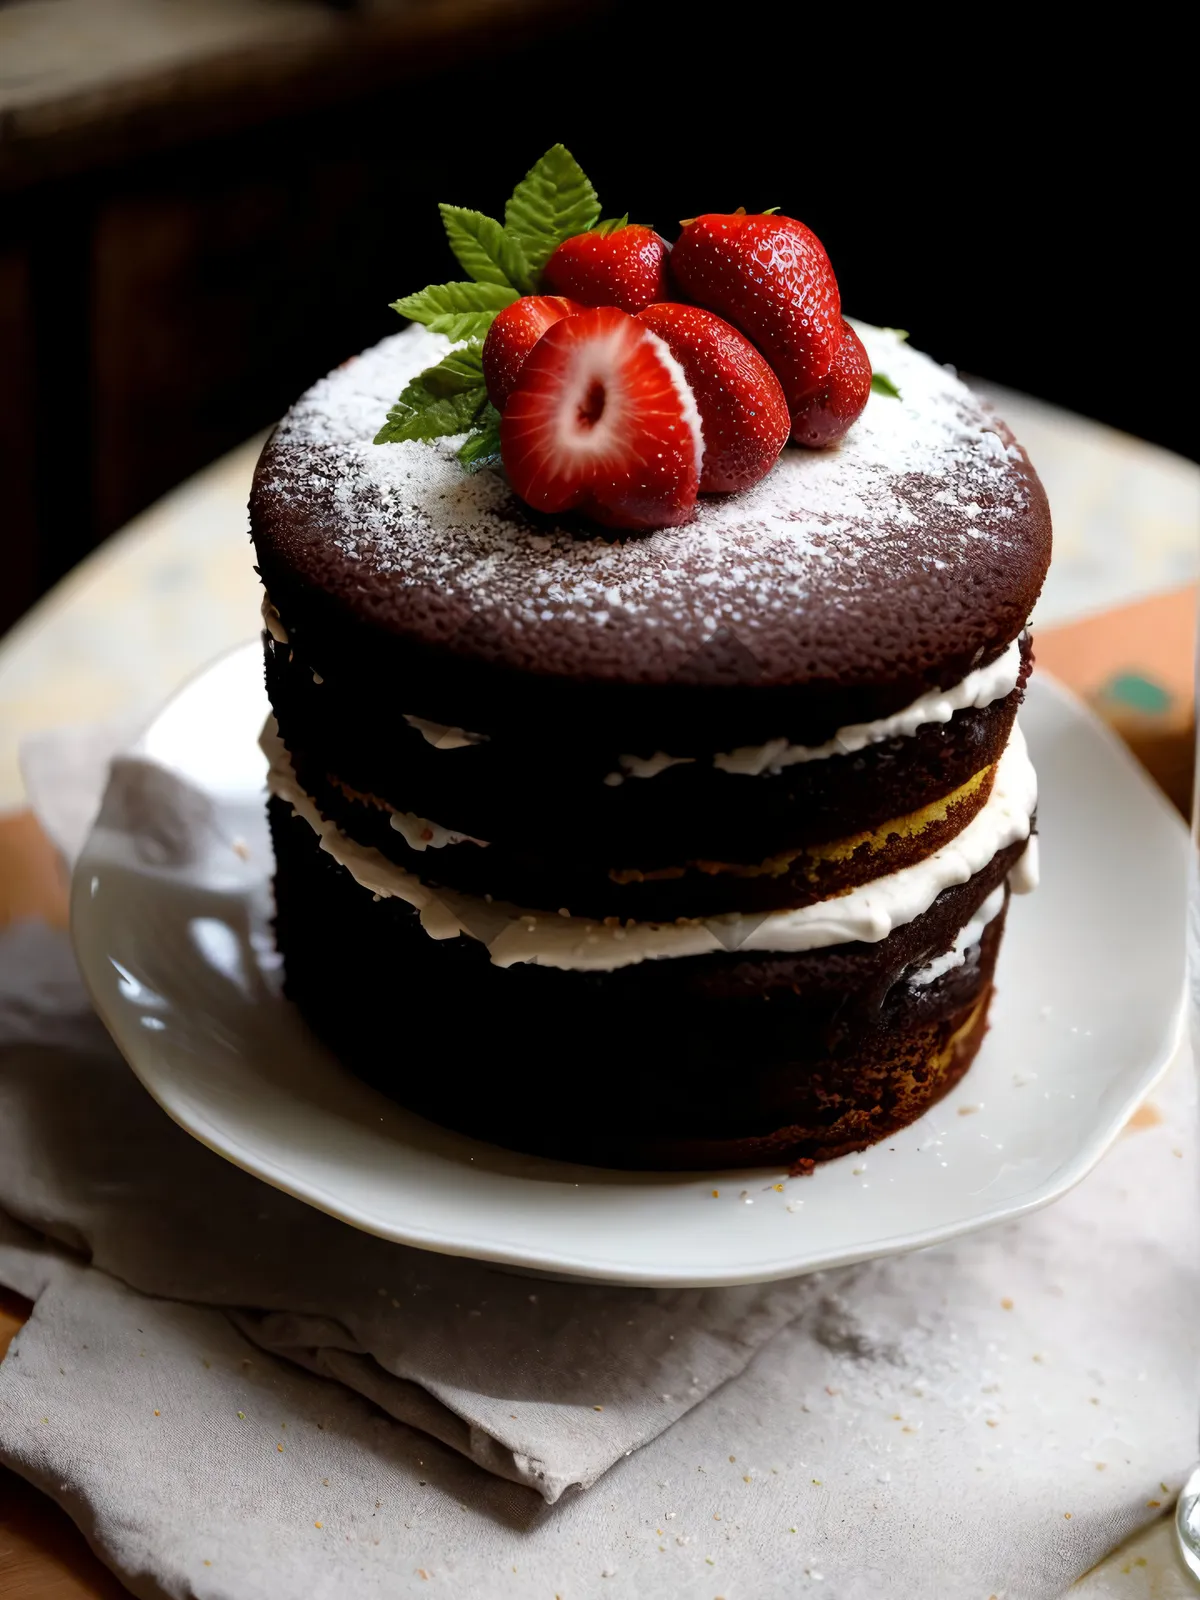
top-left (2, 0), bottom-right (1191, 634)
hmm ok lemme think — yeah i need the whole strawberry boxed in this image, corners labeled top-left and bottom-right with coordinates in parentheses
top-left (482, 295), bottom-right (582, 411)
top-left (542, 225), bottom-right (673, 314)
top-left (790, 320), bottom-right (873, 448)
top-left (670, 212), bottom-right (843, 445)
top-left (637, 303), bottom-right (788, 492)
top-left (500, 306), bottom-right (701, 531)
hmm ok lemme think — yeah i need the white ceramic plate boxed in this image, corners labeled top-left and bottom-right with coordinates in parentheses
top-left (71, 644), bottom-right (1186, 1287)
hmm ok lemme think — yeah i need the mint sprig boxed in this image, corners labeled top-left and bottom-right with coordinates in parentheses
top-left (390, 282), bottom-right (518, 342)
top-left (439, 206), bottom-right (534, 294)
top-left (378, 144), bottom-right (610, 465)
top-left (456, 405), bottom-right (502, 473)
top-left (504, 144), bottom-right (601, 274)
top-left (374, 343), bottom-right (489, 444)
top-left (871, 371), bottom-right (902, 400)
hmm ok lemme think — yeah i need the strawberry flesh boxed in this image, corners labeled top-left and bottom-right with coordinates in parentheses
top-left (482, 295), bottom-right (582, 412)
top-left (670, 213), bottom-right (845, 446)
top-left (637, 302), bottom-right (789, 493)
top-left (790, 319), bottom-right (873, 448)
top-left (542, 226), bottom-right (673, 314)
top-left (500, 305), bottom-right (701, 531)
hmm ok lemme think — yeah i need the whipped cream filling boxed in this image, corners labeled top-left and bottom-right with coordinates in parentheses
top-left (605, 751), bottom-right (696, 785)
top-left (389, 810), bottom-right (488, 852)
top-left (403, 714), bottom-right (488, 751)
top-left (260, 593), bottom-right (289, 645)
top-left (1007, 832), bottom-right (1039, 894)
top-left (607, 636), bottom-right (1025, 783)
top-left (907, 883), bottom-right (1005, 988)
top-left (264, 718), bottom-right (1037, 974)
top-left (263, 586), bottom-right (1020, 791)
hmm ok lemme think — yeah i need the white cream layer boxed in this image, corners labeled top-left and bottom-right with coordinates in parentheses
top-left (263, 587), bottom-right (1021, 789)
top-left (261, 593), bottom-right (289, 645)
top-left (264, 718), bottom-right (1037, 974)
top-left (388, 810), bottom-right (488, 852)
top-left (907, 883), bottom-right (1005, 988)
top-left (403, 714), bottom-right (488, 750)
top-left (610, 636), bottom-right (1025, 782)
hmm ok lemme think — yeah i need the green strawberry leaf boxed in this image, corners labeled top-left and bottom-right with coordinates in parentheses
top-left (374, 344), bottom-right (489, 444)
top-left (504, 144), bottom-right (601, 275)
top-left (439, 206), bottom-right (533, 293)
top-left (882, 327), bottom-right (910, 342)
top-left (457, 404), bottom-right (503, 473)
top-left (391, 281), bottom-right (518, 341)
top-left (593, 215), bottom-right (629, 237)
top-left (871, 371), bottom-right (902, 399)
top-left (761, 205), bottom-right (781, 215)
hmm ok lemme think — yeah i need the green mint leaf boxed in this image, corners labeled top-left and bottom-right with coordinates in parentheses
top-left (871, 371), bottom-right (902, 399)
top-left (457, 404), bottom-right (503, 473)
top-left (504, 144), bottom-right (601, 275)
top-left (439, 205), bottom-right (533, 292)
top-left (419, 342), bottom-right (485, 396)
top-left (391, 281), bottom-right (517, 341)
top-left (882, 327), bottom-right (910, 342)
top-left (374, 344), bottom-right (488, 444)
top-left (593, 215), bottom-right (629, 237)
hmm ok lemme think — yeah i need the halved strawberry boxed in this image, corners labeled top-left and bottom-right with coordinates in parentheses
top-left (500, 305), bottom-right (701, 531)
top-left (542, 225), bottom-right (673, 314)
top-left (670, 213), bottom-right (844, 445)
top-left (482, 295), bottom-right (582, 411)
top-left (636, 303), bottom-right (789, 492)
top-left (790, 320), bottom-right (873, 448)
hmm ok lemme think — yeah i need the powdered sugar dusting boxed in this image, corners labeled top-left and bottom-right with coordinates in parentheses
top-left (258, 323), bottom-right (1037, 677)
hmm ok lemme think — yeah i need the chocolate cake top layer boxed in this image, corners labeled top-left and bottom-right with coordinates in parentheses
top-left (251, 323), bottom-right (1051, 706)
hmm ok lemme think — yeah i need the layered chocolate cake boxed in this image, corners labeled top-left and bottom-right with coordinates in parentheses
top-left (250, 314), bottom-right (1050, 1170)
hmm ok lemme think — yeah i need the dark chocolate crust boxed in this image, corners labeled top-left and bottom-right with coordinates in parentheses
top-left (249, 325), bottom-right (1052, 753)
top-left (269, 794), bottom-right (1022, 1170)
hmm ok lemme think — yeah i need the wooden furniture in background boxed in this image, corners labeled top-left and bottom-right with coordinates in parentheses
top-left (0, 0), bottom-right (612, 633)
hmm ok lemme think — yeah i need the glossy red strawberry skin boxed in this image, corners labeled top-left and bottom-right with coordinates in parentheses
top-left (637, 302), bottom-right (789, 493)
top-left (542, 226), bottom-right (673, 314)
top-left (500, 305), bottom-right (700, 532)
top-left (482, 295), bottom-right (582, 411)
top-left (670, 213), bottom-right (843, 439)
top-left (790, 320), bottom-right (872, 448)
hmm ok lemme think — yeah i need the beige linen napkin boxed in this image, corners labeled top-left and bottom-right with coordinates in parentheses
top-left (0, 727), bottom-right (1195, 1597)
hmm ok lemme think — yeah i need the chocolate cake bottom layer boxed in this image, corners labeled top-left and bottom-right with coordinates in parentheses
top-left (269, 796), bottom-right (1016, 1171)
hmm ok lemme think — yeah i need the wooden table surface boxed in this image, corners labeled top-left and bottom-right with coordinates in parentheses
top-left (0, 398), bottom-right (1197, 1595)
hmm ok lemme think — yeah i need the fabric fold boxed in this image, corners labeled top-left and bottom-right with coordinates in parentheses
top-left (0, 919), bottom-right (830, 1502)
